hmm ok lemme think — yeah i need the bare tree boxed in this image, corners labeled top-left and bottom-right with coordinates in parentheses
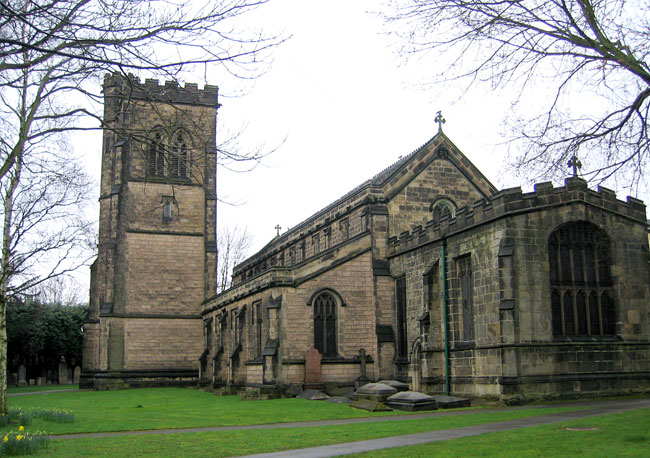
top-left (384, 0), bottom-right (650, 193)
top-left (0, 0), bottom-right (281, 414)
top-left (217, 225), bottom-right (253, 293)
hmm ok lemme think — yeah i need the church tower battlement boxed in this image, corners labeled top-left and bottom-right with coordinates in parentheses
top-left (82, 73), bottom-right (219, 389)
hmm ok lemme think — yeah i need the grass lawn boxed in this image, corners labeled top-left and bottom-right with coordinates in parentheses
top-left (43, 407), bottom-right (582, 457)
top-left (4, 386), bottom-right (594, 457)
top-left (348, 407), bottom-right (650, 457)
top-left (7, 387), bottom-right (413, 434)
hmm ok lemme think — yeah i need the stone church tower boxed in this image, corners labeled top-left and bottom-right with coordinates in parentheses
top-left (81, 74), bottom-right (219, 388)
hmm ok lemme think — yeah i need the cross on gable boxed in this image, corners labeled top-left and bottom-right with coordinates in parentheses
top-left (435, 111), bottom-right (446, 132)
top-left (275, 224), bottom-right (282, 236)
top-left (567, 155), bottom-right (582, 177)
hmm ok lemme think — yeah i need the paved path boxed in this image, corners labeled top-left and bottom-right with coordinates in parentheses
top-left (8, 389), bottom-right (79, 397)
top-left (47, 397), bottom-right (650, 458)
top-left (236, 398), bottom-right (650, 458)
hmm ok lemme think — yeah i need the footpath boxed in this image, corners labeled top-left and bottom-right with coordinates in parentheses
top-left (45, 397), bottom-right (650, 457)
top-left (236, 398), bottom-right (650, 458)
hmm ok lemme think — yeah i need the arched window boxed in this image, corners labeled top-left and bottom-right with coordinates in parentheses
top-left (147, 132), bottom-right (188, 179)
top-left (171, 134), bottom-right (188, 178)
top-left (430, 198), bottom-right (456, 222)
top-left (548, 222), bottom-right (615, 337)
top-left (148, 132), bottom-right (165, 176)
top-left (313, 292), bottom-right (337, 357)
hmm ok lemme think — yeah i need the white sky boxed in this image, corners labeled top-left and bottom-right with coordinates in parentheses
top-left (75, 0), bottom-right (646, 295)
top-left (212, 0), bottom-right (516, 254)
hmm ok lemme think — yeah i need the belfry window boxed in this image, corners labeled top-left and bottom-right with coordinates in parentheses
top-left (430, 198), bottom-right (456, 222)
top-left (148, 132), bottom-right (165, 176)
top-left (313, 292), bottom-right (337, 357)
top-left (548, 222), bottom-right (615, 337)
top-left (147, 132), bottom-right (189, 179)
top-left (171, 134), bottom-right (188, 178)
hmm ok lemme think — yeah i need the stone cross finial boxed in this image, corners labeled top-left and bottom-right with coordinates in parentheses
top-left (275, 224), bottom-right (282, 236)
top-left (567, 155), bottom-right (582, 177)
top-left (435, 111), bottom-right (446, 133)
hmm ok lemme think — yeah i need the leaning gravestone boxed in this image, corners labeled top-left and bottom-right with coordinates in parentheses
top-left (304, 347), bottom-right (324, 390)
top-left (18, 365), bottom-right (27, 387)
top-left (73, 366), bottom-right (81, 385)
top-left (297, 389), bottom-right (329, 401)
top-left (58, 357), bottom-right (68, 385)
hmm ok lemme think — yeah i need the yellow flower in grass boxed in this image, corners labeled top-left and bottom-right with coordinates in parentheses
top-left (3, 436), bottom-right (7, 442)
top-left (18, 426), bottom-right (24, 432)
top-left (16, 434), bottom-right (23, 441)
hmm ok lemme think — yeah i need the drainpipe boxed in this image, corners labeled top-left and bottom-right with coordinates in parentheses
top-left (442, 238), bottom-right (450, 396)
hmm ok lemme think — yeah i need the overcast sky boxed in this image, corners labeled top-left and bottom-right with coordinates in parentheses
top-left (212, 0), bottom-right (517, 254)
top-left (74, 0), bottom-right (644, 294)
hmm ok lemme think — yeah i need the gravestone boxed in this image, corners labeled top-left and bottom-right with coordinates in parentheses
top-left (9, 373), bottom-right (17, 387)
top-left (36, 377), bottom-right (44, 386)
top-left (387, 391), bottom-right (438, 411)
top-left (358, 348), bottom-right (369, 383)
top-left (29, 379), bottom-right (35, 386)
top-left (350, 400), bottom-right (392, 412)
top-left (354, 382), bottom-right (397, 402)
top-left (58, 357), bottom-right (68, 385)
top-left (18, 365), bottom-right (27, 386)
top-left (73, 366), bottom-right (81, 385)
top-left (378, 379), bottom-right (409, 392)
top-left (304, 347), bottom-right (324, 390)
top-left (431, 395), bottom-right (471, 408)
top-left (297, 389), bottom-right (329, 401)
top-left (326, 396), bottom-right (352, 404)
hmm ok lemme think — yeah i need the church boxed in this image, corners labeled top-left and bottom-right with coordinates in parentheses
top-left (81, 74), bottom-right (650, 402)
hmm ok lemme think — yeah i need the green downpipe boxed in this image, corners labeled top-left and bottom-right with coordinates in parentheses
top-left (442, 238), bottom-right (450, 396)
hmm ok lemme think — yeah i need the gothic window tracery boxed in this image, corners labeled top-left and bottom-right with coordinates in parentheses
top-left (430, 198), bottom-right (456, 222)
top-left (548, 222), bottom-right (615, 337)
top-left (146, 131), bottom-right (189, 179)
top-left (313, 291), bottom-right (337, 357)
top-left (148, 132), bottom-right (165, 176)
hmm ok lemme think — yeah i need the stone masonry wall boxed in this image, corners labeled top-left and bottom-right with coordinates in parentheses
top-left (388, 178), bottom-right (650, 399)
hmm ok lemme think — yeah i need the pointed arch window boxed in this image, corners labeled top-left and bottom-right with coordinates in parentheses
top-left (313, 292), bottom-right (338, 357)
top-left (148, 132), bottom-right (165, 177)
top-left (430, 198), bottom-right (456, 222)
top-left (171, 134), bottom-right (188, 178)
top-left (548, 222), bottom-right (615, 337)
top-left (147, 132), bottom-right (189, 179)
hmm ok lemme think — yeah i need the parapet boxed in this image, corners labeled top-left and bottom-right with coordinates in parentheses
top-left (103, 73), bottom-right (219, 107)
top-left (388, 177), bottom-right (647, 255)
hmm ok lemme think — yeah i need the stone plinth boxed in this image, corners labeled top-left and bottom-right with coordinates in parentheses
top-left (387, 391), bottom-right (438, 411)
top-left (354, 382), bottom-right (398, 403)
